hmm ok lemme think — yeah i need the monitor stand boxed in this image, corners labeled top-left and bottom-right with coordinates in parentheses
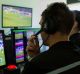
top-left (14, 27), bottom-right (18, 29)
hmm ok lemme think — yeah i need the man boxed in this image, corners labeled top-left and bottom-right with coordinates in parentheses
top-left (22, 2), bottom-right (80, 74)
top-left (69, 10), bottom-right (80, 55)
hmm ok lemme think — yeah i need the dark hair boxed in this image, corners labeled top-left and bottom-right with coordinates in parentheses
top-left (73, 10), bottom-right (80, 30)
top-left (41, 2), bottom-right (74, 34)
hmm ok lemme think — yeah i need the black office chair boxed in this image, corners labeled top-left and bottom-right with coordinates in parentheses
top-left (46, 61), bottom-right (80, 74)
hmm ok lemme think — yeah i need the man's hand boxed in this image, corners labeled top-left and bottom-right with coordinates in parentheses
top-left (26, 35), bottom-right (40, 58)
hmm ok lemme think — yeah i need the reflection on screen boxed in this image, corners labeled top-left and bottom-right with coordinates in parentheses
top-left (15, 32), bottom-right (24, 63)
top-left (0, 33), bottom-right (6, 66)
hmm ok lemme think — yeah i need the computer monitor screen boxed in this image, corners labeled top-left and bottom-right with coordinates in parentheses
top-left (24, 28), bottom-right (49, 53)
top-left (0, 31), bottom-right (6, 66)
top-left (12, 30), bottom-right (25, 63)
top-left (2, 4), bottom-right (32, 28)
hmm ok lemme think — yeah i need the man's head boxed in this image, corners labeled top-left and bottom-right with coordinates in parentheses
top-left (73, 10), bottom-right (80, 30)
top-left (40, 2), bottom-right (74, 34)
top-left (39, 2), bottom-right (75, 46)
top-left (69, 10), bottom-right (80, 37)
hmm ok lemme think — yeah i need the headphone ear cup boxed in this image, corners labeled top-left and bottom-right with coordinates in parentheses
top-left (44, 18), bottom-right (57, 34)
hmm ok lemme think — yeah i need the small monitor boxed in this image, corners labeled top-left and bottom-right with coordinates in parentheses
top-left (0, 30), bottom-right (6, 67)
top-left (2, 4), bottom-right (32, 28)
top-left (24, 28), bottom-right (49, 53)
top-left (12, 29), bottom-right (25, 63)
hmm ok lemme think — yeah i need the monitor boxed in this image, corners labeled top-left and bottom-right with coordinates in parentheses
top-left (12, 29), bottom-right (25, 63)
top-left (24, 28), bottom-right (49, 53)
top-left (0, 30), bottom-right (6, 67)
top-left (12, 28), bottom-right (49, 62)
top-left (2, 4), bottom-right (32, 28)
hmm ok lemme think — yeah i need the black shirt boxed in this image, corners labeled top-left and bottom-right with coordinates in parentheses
top-left (22, 41), bottom-right (80, 74)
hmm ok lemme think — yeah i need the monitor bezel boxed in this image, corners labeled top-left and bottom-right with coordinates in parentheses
top-left (2, 4), bottom-right (32, 28)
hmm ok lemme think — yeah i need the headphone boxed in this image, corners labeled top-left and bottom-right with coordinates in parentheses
top-left (43, 16), bottom-right (57, 34)
top-left (35, 14), bottom-right (59, 36)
